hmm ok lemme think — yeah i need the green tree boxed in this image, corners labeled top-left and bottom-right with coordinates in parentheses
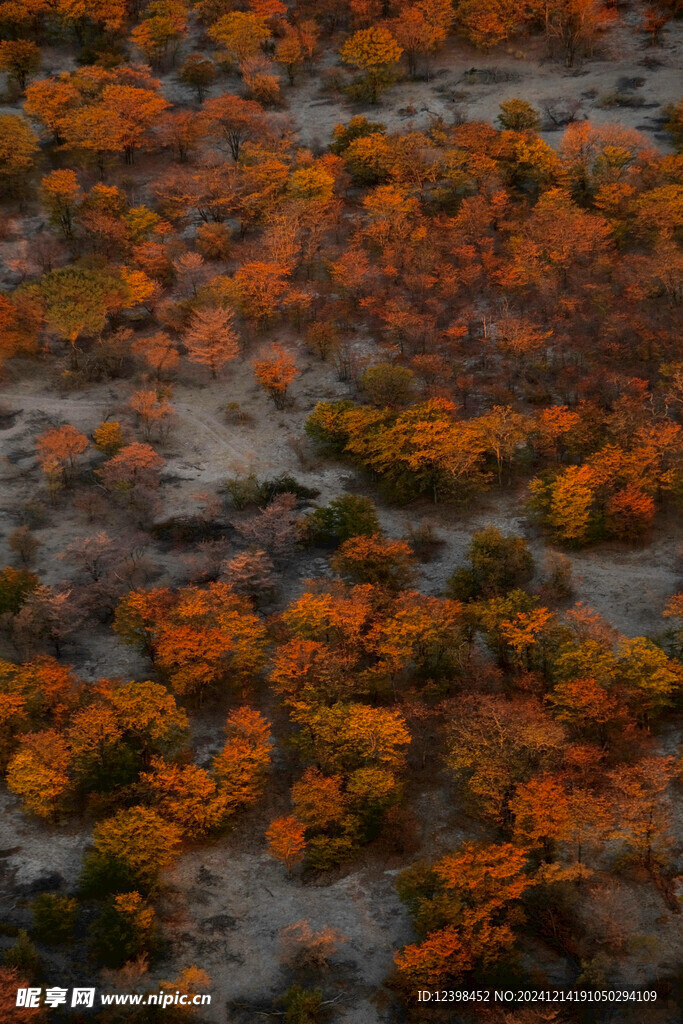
top-left (447, 526), bottom-right (534, 600)
top-left (33, 266), bottom-right (128, 368)
top-left (31, 893), bottom-right (77, 946)
top-left (302, 495), bottom-right (381, 545)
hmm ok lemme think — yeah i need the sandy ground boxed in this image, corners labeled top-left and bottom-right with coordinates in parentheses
top-left (280, 6), bottom-right (682, 151)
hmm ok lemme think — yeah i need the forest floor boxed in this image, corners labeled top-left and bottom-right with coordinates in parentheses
top-left (285, 13), bottom-right (682, 153)
top-left (1, 4), bottom-right (682, 1021)
top-left (2, 345), bottom-right (683, 1021)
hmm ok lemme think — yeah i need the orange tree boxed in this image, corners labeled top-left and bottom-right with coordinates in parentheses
top-left (114, 583), bottom-right (268, 703)
top-left (395, 841), bottom-right (535, 987)
top-left (253, 344), bottom-right (299, 409)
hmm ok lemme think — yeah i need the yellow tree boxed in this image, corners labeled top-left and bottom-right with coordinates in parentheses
top-left (340, 27), bottom-right (403, 103)
top-left (91, 806), bottom-right (182, 888)
top-left (0, 114), bottom-right (39, 194)
top-left (6, 731), bottom-right (72, 820)
top-left (208, 12), bottom-right (269, 67)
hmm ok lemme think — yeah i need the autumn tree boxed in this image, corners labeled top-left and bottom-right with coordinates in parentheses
top-left (231, 261), bottom-right (290, 324)
top-left (498, 98), bottom-right (542, 131)
top-left (202, 94), bottom-right (271, 161)
top-left (267, 816), bottom-right (307, 874)
top-left (275, 23), bottom-right (319, 84)
top-left (33, 265), bottom-right (128, 368)
top-left (208, 12), bottom-right (269, 67)
top-left (340, 27), bottom-right (403, 104)
top-left (88, 806), bottom-right (182, 891)
top-left (97, 442), bottom-right (165, 515)
top-left (93, 421), bottom-right (125, 455)
top-left (607, 757), bottom-right (675, 871)
top-left (178, 54), bottom-right (216, 101)
top-left (453, 0), bottom-right (521, 49)
top-left (106, 679), bottom-right (189, 764)
top-left (446, 694), bottom-right (565, 824)
top-left (115, 583), bottom-right (268, 702)
top-left (35, 425), bottom-right (89, 491)
top-left (221, 549), bottom-right (276, 601)
top-left (131, 1), bottom-right (188, 67)
top-left (545, 0), bottom-right (613, 67)
top-left (390, 0), bottom-right (452, 79)
top-left (131, 331), bottom-right (179, 381)
top-left (331, 535), bottom-right (415, 592)
top-left (511, 773), bottom-right (609, 872)
top-left (129, 388), bottom-right (174, 441)
top-left (0, 114), bottom-right (39, 193)
top-left (0, 40), bottom-right (41, 93)
top-left (6, 730), bottom-right (72, 820)
top-left (0, 967), bottom-right (46, 1022)
top-left (361, 363), bottom-right (415, 408)
top-left (0, 561), bottom-right (39, 614)
top-left (39, 170), bottom-right (82, 239)
top-left (183, 306), bottom-right (239, 377)
top-left (212, 706), bottom-right (272, 810)
top-left (253, 344), bottom-right (299, 409)
top-left (141, 757), bottom-right (229, 837)
top-left (395, 841), bottom-right (535, 986)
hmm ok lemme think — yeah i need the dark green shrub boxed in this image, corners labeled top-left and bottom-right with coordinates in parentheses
top-left (0, 566), bottom-right (39, 615)
top-left (31, 893), bottom-right (78, 946)
top-left (361, 363), bottom-right (415, 408)
top-left (447, 527), bottom-right (534, 600)
top-left (302, 495), bottom-right (380, 545)
top-left (3, 930), bottom-right (40, 978)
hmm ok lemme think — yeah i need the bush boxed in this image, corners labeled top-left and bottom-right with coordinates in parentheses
top-left (361, 362), bottom-right (415, 408)
top-left (331, 534), bottom-right (415, 591)
top-left (498, 99), bottom-right (541, 131)
top-left (278, 920), bottom-right (346, 971)
top-left (224, 473), bottom-right (319, 510)
top-left (3, 931), bottom-right (40, 978)
top-left (31, 893), bottom-right (77, 946)
top-left (79, 851), bottom-right (141, 899)
top-left (446, 527), bottom-right (534, 600)
top-left (224, 472), bottom-right (262, 510)
top-left (280, 985), bottom-right (325, 1024)
top-left (304, 322), bottom-right (340, 361)
top-left (224, 401), bottom-right (251, 424)
top-left (88, 892), bottom-right (158, 969)
top-left (540, 551), bottom-right (574, 602)
top-left (258, 475), bottom-right (319, 505)
top-left (405, 520), bottom-right (442, 562)
top-left (0, 566), bottom-right (39, 616)
top-left (302, 495), bottom-right (381, 545)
